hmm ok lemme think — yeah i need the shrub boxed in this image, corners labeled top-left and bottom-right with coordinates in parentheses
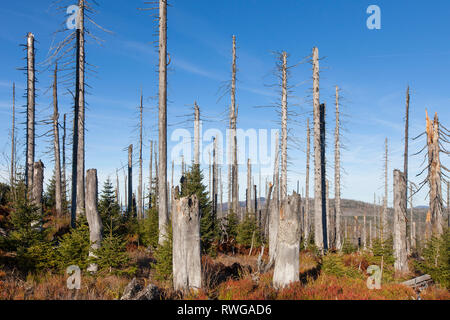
top-left (152, 223), bottom-right (173, 282)
top-left (236, 214), bottom-right (261, 247)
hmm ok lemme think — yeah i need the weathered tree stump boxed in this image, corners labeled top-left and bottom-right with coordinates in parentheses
top-left (31, 161), bottom-right (44, 207)
top-left (393, 169), bottom-right (408, 273)
top-left (172, 188), bottom-right (201, 291)
top-left (273, 192), bottom-right (301, 289)
top-left (86, 169), bottom-right (103, 273)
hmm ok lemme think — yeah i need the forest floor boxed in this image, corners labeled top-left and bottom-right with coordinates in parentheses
top-left (1, 245), bottom-right (449, 300)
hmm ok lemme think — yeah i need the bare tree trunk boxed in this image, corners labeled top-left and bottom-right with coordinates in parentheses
top-left (158, 0), bottom-right (169, 245)
top-left (86, 169), bottom-right (103, 273)
top-left (404, 86), bottom-right (410, 251)
top-left (273, 192), bottom-right (301, 289)
top-left (138, 89), bottom-right (143, 219)
top-left (62, 113), bottom-right (67, 210)
top-left (149, 140), bottom-right (153, 208)
top-left (11, 82), bottom-right (16, 190)
top-left (312, 47), bottom-right (325, 251)
top-left (76, 0), bottom-right (86, 219)
top-left (32, 161), bottom-right (44, 209)
top-left (269, 132), bottom-right (280, 262)
top-left (212, 137), bottom-right (217, 218)
top-left (334, 86), bottom-right (342, 250)
top-left (305, 118), bottom-right (310, 243)
top-left (194, 102), bottom-right (200, 166)
top-left (247, 158), bottom-right (252, 213)
top-left (280, 51), bottom-right (288, 202)
top-left (426, 111), bottom-right (444, 236)
top-left (263, 183), bottom-right (273, 240)
top-left (369, 219), bottom-right (372, 248)
top-left (52, 63), bottom-right (63, 216)
top-left (116, 169), bottom-right (119, 203)
top-left (155, 148), bottom-right (159, 208)
top-left (128, 144), bottom-right (133, 216)
top-left (124, 170), bottom-right (128, 211)
top-left (172, 188), bottom-right (201, 291)
top-left (230, 35), bottom-right (239, 215)
top-left (26, 33), bottom-right (35, 196)
top-left (326, 179), bottom-right (331, 249)
top-left (410, 184), bottom-right (414, 249)
top-left (219, 167), bottom-right (223, 219)
top-left (393, 169), bottom-right (408, 273)
top-left (319, 103), bottom-right (328, 251)
top-left (383, 138), bottom-right (389, 240)
top-left (363, 204), bottom-right (367, 250)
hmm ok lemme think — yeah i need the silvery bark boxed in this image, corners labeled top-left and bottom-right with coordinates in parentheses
top-left (425, 111), bottom-right (444, 236)
top-left (52, 64), bottom-right (63, 216)
top-left (172, 188), bottom-right (201, 291)
top-left (304, 118), bottom-right (310, 242)
top-left (269, 132), bottom-right (280, 262)
top-left (409, 184), bottom-right (414, 249)
top-left (26, 33), bottom-right (35, 196)
top-left (247, 158), bottom-right (252, 213)
top-left (393, 169), bottom-right (408, 273)
top-left (76, 0), bottom-right (86, 219)
top-left (86, 169), bottom-right (103, 273)
top-left (319, 103), bottom-right (328, 251)
top-left (404, 87), bottom-right (410, 250)
top-left (32, 161), bottom-right (44, 209)
top-left (280, 51), bottom-right (288, 201)
top-left (138, 90), bottom-right (143, 219)
top-left (334, 86), bottom-right (342, 250)
top-left (230, 36), bottom-right (239, 215)
top-left (194, 102), bottom-right (200, 165)
top-left (363, 204), bottom-right (367, 249)
top-left (149, 140), bottom-right (153, 208)
top-left (158, 0), bottom-right (169, 245)
top-left (62, 114), bottom-right (67, 208)
top-left (326, 179), bottom-right (331, 248)
top-left (273, 192), bottom-right (301, 289)
top-left (128, 144), bottom-right (133, 216)
top-left (312, 47), bottom-right (325, 251)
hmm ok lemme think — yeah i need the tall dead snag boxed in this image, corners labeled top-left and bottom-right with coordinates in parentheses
top-left (280, 51), bottom-right (288, 201)
top-left (326, 179), bottom-right (331, 248)
top-left (138, 89), bottom-right (143, 219)
top-left (75, 0), bottom-right (86, 220)
top-left (158, 0), bottom-right (169, 244)
top-left (149, 140), bottom-right (153, 208)
top-left (11, 82), bottom-right (16, 189)
top-left (194, 102), bottom-right (200, 166)
top-left (312, 47), bottom-right (326, 251)
top-left (425, 111), bottom-right (444, 236)
top-left (334, 86), bottom-right (342, 250)
top-left (62, 114), bottom-right (67, 209)
top-left (246, 158), bottom-right (252, 213)
top-left (320, 103), bottom-right (328, 251)
top-left (273, 192), bottom-right (301, 289)
top-left (128, 144), bottom-right (133, 216)
top-left (172, 187), bottom-right (201, 291)
top-left (304, 118), bottom-right (311, 242)
top-left (86, 169), bottom-right (103, 273)
top-left (229, 35), bottom-right (239, 215)
top-left (409, 184), bottom-right (414, 248)
top-left (269, 133), bottom-right (280, 262)
top-left (393, 170), bottom-right (408, 273)
top-left (52, 64), bottom-right (63, 216)
top-left (404, 87), bottom-right (410, 249)
top-left (32, 161), bottom-right (44, 209)
top-left (382, 138), bottom-right (389, 240)
top-left (26, 32), bottom-right (35, 196)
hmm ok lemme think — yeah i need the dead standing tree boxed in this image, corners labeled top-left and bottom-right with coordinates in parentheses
top-left (304, 118), bottom-right (311, 243)
top-left (128, 144), bottom-right (133, 216)
top-left (393, 170), bottom-right (408, 273)
top-left (25, 32), bottom-right (36, 197)
top-left (138, 89), bottom-right (144, 219)
top-left (273, 192), bottom-right (301, 289)
top-left (280, 51), bottom-right (288, 202)
top-left (382, 138), bottom-right (389, 240)
top-left (404, 86), bottom-right (410, 249)
top-left (229, 35), bottom-right (239, 215)
top-left (312, 47), bottom-right (327, 252)
top-left (334, 86), bottom-right (342, 250)
top-left (52, 63), bottom-right (63, 216)
top-left (86, 169), bottom-right (103, 273)
top-left (172, 187), bottom-right (201, 291)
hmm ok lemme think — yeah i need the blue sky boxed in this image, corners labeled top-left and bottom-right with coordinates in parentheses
top-left (0, 0), bottom-right (449, 206)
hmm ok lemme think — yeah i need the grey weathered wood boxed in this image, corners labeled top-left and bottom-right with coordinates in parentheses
top-left (393, 169), bottom-right (408, 273)
top-left (273, 192), bottom-right (301, 289)
top-left (230, 35), bottom-right (239, 215)
top-left (76, 0), bottom-right (86, 219)
top-left (52, 63), bottom-right (63, 216)
top-left (149, 140), bottom-right (153, 208)
top-left (128, 144), bottom-right (133, 216)
top-left (319, 103), bottom-right (328, 251)
top-left (425, 111), bottom-right (444, 236)
top-left (383, 138), bottom-right (388, 240)
top-left (404, 86), bottom-right (410, 251)
top-left (26, 33), bottom-right (35, 196)
top-left (247, 158), bottom-right (252, 213)
top-left (86, 169), bottom-right (103, 273)
top-left (334, 86), bottom-right (342, 250)
top-left (194, 102), bottom-right (200, 165)
top-left (280, 51), bottom-right (288, 202)
top-left (269, 132), bottom-right (280, 262)
top-left (138, 89), bottom-right (143, 219)
top-left (62, 113), bottom-right (67, 210)
top-left (402, 274), bottom-right (432, 289)
top-left (158, 0), bottom-right (169, 245)
top-left (172, 188), bottom-right (201, 291)
top-left (305, 118), bottom-right (310, 243)
top-left (32, 161), bottom-right (44, 208)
